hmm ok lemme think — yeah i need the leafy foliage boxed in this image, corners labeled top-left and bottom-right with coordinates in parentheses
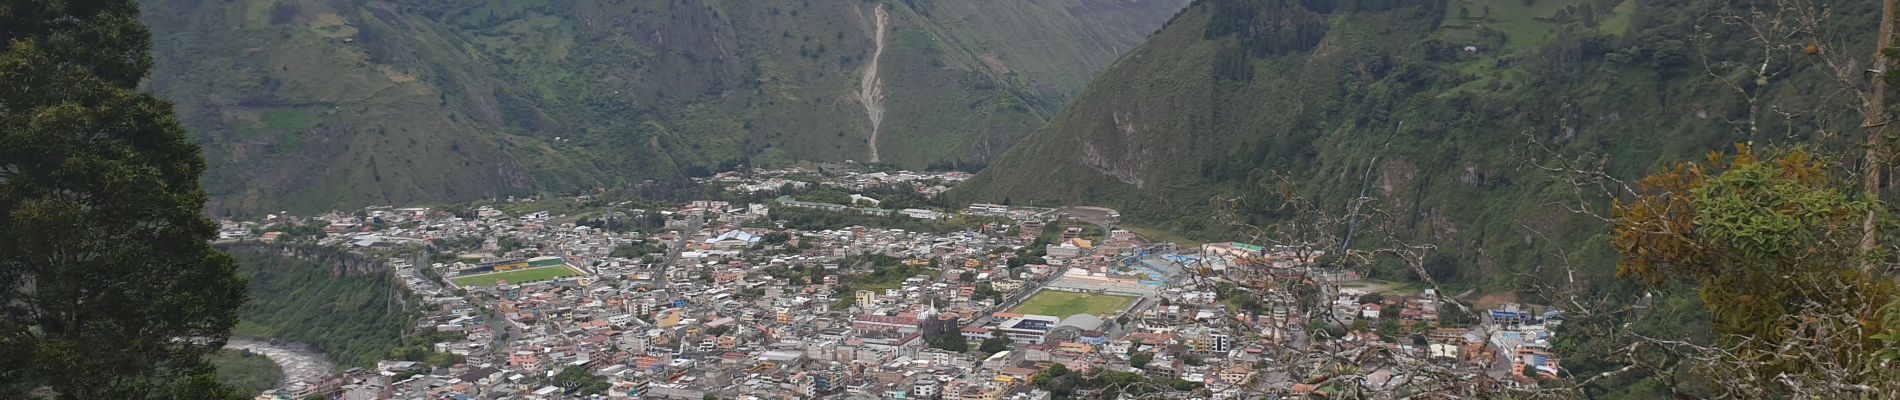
top-left (1614, 146), bottom-right (1869, 285)
top-left (552, 367), bottom-right (610, 396)
top-left (1204, 0), bottom-right (1334, 58)
top-left (979, 336), bottom-right (1011, 353)
top-left (1130, 352), bottom-right (1154, 368)
top-left (0, 0), bottom-right (249, 397)
top-left (611, 242), bottom-right (667, 260)
top-left (1610, 145), bottom-right (1900, 391)
top-left (928, 329), bottom-right (970, 352)
top-left (795, 190), bottom-right (856, 205)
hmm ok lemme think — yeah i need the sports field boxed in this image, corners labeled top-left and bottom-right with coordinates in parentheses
top-left (451, 265), bottom-right (580, 287)
top-left (1010, 291), bottom-right (1137, 317)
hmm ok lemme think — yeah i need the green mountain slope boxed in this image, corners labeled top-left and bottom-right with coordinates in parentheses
top-left (955, 0), bottom-right (1882, 283)
top-left (227, 247), bottom-right (412, 369)
top-left (141, 0), bottom-right (1189, 215)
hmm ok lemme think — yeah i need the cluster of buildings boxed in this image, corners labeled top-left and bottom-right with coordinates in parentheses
top-left (1187, 243), bottom-right (1571, 394)
top-left (702, 165), bottom-right (971, 198)
top-left (223, 170), bottom-right (1568, 399)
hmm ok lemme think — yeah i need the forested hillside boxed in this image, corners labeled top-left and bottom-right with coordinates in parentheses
top-left (139, 0), bottom-right (1188, 215)
top-left (227, 249), bottom-right (414, 369)
top-left (955, 0), bottom-right (1884, 286)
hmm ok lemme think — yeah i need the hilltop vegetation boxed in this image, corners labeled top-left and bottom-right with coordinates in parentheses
top-left (140, 0), bottom-right (1189, 215)
top-left (955, 0), bottom-right (1883, 288)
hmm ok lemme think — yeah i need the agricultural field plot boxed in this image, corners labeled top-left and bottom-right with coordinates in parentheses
top-left (1011, 290), bottom-right (1138, 317)
top-left (451, 265), bottom-right (580, 287)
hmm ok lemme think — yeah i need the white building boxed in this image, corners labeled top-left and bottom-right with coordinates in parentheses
top-left (900, 209), bottom-right (943, 220)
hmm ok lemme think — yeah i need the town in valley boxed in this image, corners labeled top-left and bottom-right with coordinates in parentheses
top-left (222, 164), bottom-right (1565, 400)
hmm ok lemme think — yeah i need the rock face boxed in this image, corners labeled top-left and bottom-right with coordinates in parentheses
top-left (140, 0), bottom-right (1191, 215)
top-left (1080, 110), bottom-right (1151, 189)
top-left (217, 243), bottom-right (386, 276)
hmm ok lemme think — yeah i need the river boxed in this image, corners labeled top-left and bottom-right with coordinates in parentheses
top-left (226, 339), bottom-right (336, 390)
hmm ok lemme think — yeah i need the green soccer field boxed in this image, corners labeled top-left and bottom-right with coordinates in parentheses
top-left (1010, 291), bottom-right (1137, 317)
top-left (451, 265), bottom-right (580, 287)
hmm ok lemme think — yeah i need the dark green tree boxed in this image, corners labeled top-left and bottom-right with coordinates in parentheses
top-left (1029, 363), bottom-right (1080, 396)
top-left (1181, 354), bottom-right (1203, 367)
top-left (1129, 352), bottom-right (1153, 368)
top-left (929, 329), bottom-right (969, 352)
top-left (1043, 363), bottom-right (1069, 377)
top-left (552, 367), bottom-right (609, 396)
top-left (761, 231), bottom-right (790, 244)
top-left (1355, 293), bottom-right (1383, 305)
top-left (978, 336), bottom-right (1010, 353)
top-left (1610, 146), bottom-right (1900, 394)
top-left (0, 0), bottom-right (248, 398)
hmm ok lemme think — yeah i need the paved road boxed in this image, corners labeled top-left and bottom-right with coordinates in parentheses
top-left (659, 215), bottom-right (705, 287)
top-left (227, 339), bottom-right (334, 390)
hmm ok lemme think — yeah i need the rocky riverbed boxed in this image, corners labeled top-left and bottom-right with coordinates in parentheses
top-left (226, 339), bottom-right (335, 389)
